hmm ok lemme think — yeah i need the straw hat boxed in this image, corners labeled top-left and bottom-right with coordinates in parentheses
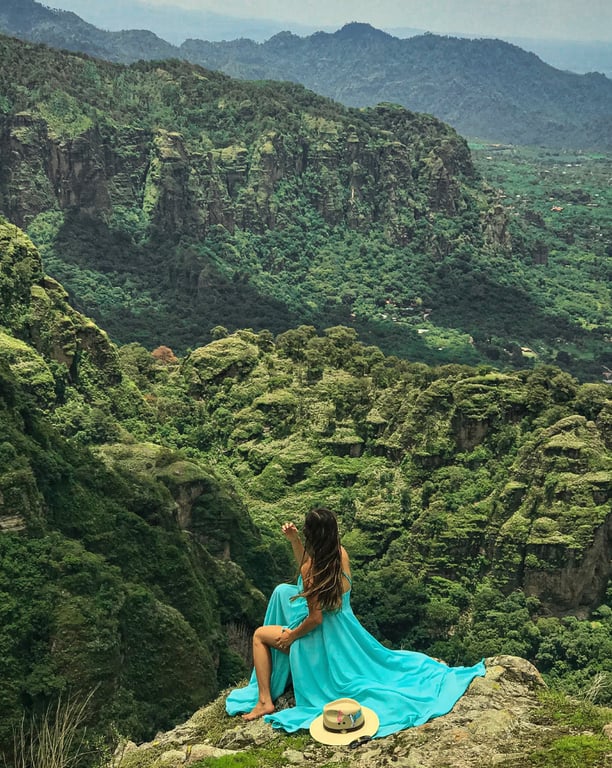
top-left (309, 698), bottom-right (379, 745)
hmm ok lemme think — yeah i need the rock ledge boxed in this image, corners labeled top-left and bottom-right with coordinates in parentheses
top-left (114, 656), bottom-right (612, 768)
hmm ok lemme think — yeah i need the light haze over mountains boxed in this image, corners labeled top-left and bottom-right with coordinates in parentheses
top-left (43, 0), bottom-right (612, 77)
top-left (3, 0), bottom-right (610, 147)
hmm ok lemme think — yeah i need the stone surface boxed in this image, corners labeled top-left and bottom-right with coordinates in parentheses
top-left (157, 750), bottom-right (185, 766)
top-left (217, 719), bottom-right (272, 749)
top-left (0, 514), bottom-right (26, 532)
top-left (113, 656), bottom-right (610, 768)
top-left (186, 744), bottom-right (235, 761)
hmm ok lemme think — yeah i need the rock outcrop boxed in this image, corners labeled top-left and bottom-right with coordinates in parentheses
top-left (0, 221), bottom-right (121, 390)
top-left (493, 415), bottom-right (611, 612)
top-left (112, 656), bottom-right (612, 768)
top-left (0, 38), bottom-right (484, 247)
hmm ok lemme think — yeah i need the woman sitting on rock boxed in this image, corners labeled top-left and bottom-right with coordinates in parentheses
top-left (226, 507), bottom-right (485, 738)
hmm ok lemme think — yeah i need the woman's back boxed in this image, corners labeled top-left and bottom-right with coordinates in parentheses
top-left (301, 545), bottom-right (352, 602)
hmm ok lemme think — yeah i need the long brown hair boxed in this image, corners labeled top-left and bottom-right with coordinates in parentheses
top-left (296, 507), bottom-right (343, 611)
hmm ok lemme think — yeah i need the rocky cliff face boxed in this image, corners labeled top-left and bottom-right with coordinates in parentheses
top-left (0, 107), bottom-right (478, 244)
top-left (493, 414), bottom-right (612, 613)
top-left (0, 113), bottom-right (139, 228)
top-left (0, 41), bottom-right (484, 247)
top-left (0, 220), bottom-right (121, 388)
top-left (112, 656), bottom-right (612, 768)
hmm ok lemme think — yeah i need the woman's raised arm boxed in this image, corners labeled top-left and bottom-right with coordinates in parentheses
top-left (282, 521), bottom-right (306, 566)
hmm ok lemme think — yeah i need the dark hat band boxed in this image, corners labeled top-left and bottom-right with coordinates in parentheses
top-left (323, 709), bottom-right (364, 734)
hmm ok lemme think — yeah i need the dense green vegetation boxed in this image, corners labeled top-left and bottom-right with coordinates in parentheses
top-left (0, 221), bottom-right (279, 762)
top-left (153, 325), bottom-right (612, 704)
top-left (468, 144), bottom-right (612, 380)
top-left (0, 34), bottom-right (609, 381)
top-left (3, 5), bottom-right (612, 149)
top-left (0, 219), bottom-right (609, 762)
top-left (0, 29), bottom-right (610, 764)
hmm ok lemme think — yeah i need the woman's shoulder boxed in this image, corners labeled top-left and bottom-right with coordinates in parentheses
top-left (300, 557), bottom-right (312, 585)
top-left (340, 546), bottom-right (351, 573)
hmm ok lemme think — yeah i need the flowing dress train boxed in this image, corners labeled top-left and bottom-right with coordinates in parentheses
top-left (225, 575), bottom-right (486, 738)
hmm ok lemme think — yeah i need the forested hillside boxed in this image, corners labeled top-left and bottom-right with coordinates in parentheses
top-left (181, 23), bottom-right (612, 150)
top-left (0, 221), bottom-right (280, 757)
top-left (0, 35), bottom-right (610, 381)
top-left (0, 0), bottom-right (176, 61)
top-left (2, 2), bottom-right (612, 149)
top-left (0, 220), bottom-right (610, 761)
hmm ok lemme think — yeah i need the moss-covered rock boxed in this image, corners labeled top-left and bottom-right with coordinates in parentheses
top-left (112, 656), bottom-right (612, 768)
top-left (182, 335), bottom-right (261, 395)
top-left (0, 330), bottom-right (55, 405)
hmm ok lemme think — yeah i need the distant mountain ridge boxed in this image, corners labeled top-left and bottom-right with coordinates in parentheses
top-left (0, 0), bottom-right (176, 60)
top-left (1, 1), bottom-right (611, 148)
top-left (180, 23), bottom-right (612, 149)
top-left (34, 0), bottom-right (334, 45)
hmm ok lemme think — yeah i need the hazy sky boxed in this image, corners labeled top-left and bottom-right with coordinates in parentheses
top-left (154, 0), bottom-right (611, 40)
top-left (49, 0), bottom-right (612, 42)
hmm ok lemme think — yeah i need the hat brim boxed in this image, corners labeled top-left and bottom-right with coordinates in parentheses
top-left (309, 704), bottom-right (379, 745)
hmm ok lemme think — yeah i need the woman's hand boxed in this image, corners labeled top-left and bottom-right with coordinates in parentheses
top-left (275, 628), bottom-right (293, 652)
top-left (283, 521), bottom-right (306, 567)
top-left (281, 522), bottom-right (300, 541)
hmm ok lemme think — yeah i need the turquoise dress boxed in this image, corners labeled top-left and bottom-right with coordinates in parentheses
top-left (225, 575), bottom-right (486, 738)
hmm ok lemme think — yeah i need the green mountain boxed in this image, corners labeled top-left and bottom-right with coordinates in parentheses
top-left (0, 0), bottom-right (176, 61)
top-left (0, 219), bottom-right (283, 755)
top-left (0, 218), bottom-right (610, 760)
top-left (181, 23), bottom-right (612, 150)
top-left (1, 2), bottom-right (611, 149)
top-left (0, 34), bottom-right (610, 381)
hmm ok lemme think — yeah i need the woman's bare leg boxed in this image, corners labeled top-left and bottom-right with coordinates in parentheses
top-left (242, 625), bottom-right (287, 721)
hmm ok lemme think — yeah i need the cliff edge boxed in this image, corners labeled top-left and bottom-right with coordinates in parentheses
top-left (113, 656), bottom-right (612, 768)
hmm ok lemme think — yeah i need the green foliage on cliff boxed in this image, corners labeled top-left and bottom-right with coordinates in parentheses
top-left (150, 325), bottom-right (611, 711)
top-left (0, 35), bottom-right (609, 380)
top-left (3, 5), bottom-right (612, 149)
top-left (0, 146), bottom-right (610, 766)
top-left (0, 221), bottom-right (276, 761)
top-left (4, 216), bottom-right (609, 751)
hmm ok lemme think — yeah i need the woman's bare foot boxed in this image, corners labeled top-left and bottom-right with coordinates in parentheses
top-left (241, 701), bottom-right (275, 721)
